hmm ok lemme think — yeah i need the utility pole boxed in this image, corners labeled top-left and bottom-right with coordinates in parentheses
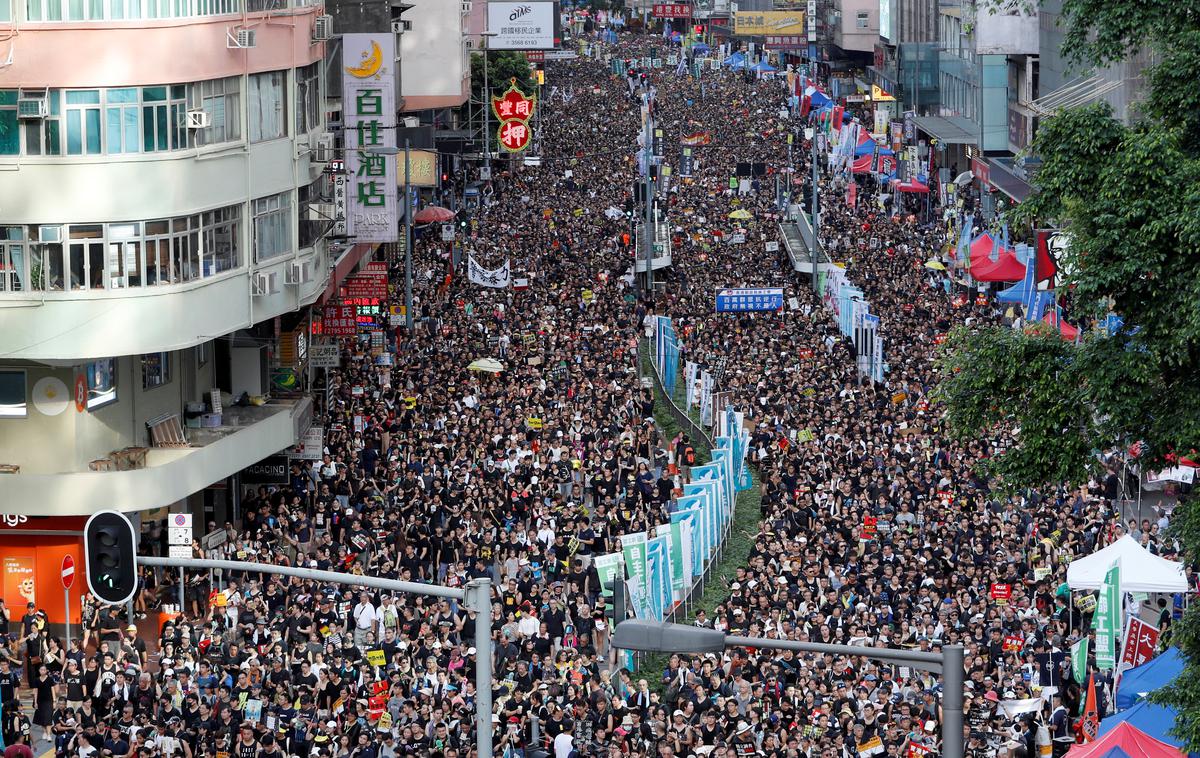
top-left (403, 138), bottom-right (413, 331)
top-left (643, 102), bottom-right (655, 300)
top-left (481, 33), bottom-right (493, 178)
top-left (139, 556), bottom-right (494, 758)
top-left (810, 126), bottom-right (820, 292)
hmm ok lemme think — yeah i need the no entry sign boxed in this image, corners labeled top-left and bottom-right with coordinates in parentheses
top-left (61, 554), bottom-right (75, 590)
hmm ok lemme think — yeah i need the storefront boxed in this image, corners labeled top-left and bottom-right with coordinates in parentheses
top-left (0, 515), bottom-right (87, 629)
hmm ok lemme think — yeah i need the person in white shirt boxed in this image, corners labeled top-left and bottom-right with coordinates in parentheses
top-left (553, 720), bottom-right (575, 758)
top-left (352, 592), bottom-right (377, 647)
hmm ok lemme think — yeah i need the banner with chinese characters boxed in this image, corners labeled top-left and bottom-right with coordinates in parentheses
top-left (1119, 617), bottom-right (1159, 669)
top-left (492, 79), bottom-right (536, 153)
top-left (467, 255), bottom-right (511, 288)
top-left (343, 33), bottom-right (398, 243)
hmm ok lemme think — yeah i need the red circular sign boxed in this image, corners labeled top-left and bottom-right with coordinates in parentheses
top-left (61, 554), bottom-right (75, 590)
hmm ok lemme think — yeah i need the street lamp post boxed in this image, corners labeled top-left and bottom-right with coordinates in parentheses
top-left (403, 138), bottom-right (413, 331)
top-left (614, 620), bottom-right (964, 758)
top-left (809, 125), bottom-right (820, 293)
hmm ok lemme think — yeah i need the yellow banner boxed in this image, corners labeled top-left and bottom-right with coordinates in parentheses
top-left (733, 10), bottom-right (805, 35)
top-left (366, 649), bottom-right (387, 667)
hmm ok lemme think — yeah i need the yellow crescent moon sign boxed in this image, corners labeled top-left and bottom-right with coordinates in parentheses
top-left (346, 40), bottom-right (383, 78)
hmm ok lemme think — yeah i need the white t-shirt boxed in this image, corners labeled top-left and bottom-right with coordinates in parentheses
top-left (553, 732), bottom-right (575, 758)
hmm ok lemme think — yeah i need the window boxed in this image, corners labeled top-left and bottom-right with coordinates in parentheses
top-left (0, 370), bottom-right (25, 417)
top-left (25, 0), bottom-right (63, 21)
top-left (85, 358), bottom-right (117, 409)
top-left (141, 352), bottom-right (170, 389)
top-left (298, 178), bottom-right (329, 249)
top-left (856, 11), bottom-right (869, 28)
top-left (253, 191), bottom-right (291, 261)
top-left (0, 228), bottom-right (28, 292)
top-left (248, 71), bottom-right (286, 143)
top-left (65, 90), bottom-right (102, 155)
top-left (105, 88), bottom-right (140, 154)
top-left (142, 86), bottom-right (188, 152)
top-left (191, 76), bottom-right (241, 146)
top-left (23, 91), bottom-right (62, 156)
top-left (202, 206), bottom-right (241, 274)
top-left (296, 63), bottom-right (321, 136)
top-left (0, 91), bottom-right (17, 156)
top-left (0, 0), bottom-right (9, 20)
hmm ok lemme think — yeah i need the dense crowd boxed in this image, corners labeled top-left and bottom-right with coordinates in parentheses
top-left (0, 23), bottom-right (1183, 758)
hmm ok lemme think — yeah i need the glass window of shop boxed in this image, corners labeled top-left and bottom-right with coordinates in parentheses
top-left (141, 352), bottom-right (170, 389)
top-left (86, 358), bottom-right (117, 409)
top-left (0, 210), bottom-right (240, 293)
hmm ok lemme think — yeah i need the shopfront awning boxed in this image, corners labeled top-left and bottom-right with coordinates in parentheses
top-left (911, 115), bottom-right (978, 145)
top-left (987, 156), bottom-right (1034, 203)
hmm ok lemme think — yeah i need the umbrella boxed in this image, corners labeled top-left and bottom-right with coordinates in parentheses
top-left (924, 260), bottom-right (946, 270)
top-left (413, 206), bottom-right (455, 224)
top-left (728, 209), bottom-right (752, 219)
top-left (467, 358), bottom-right (505, 374)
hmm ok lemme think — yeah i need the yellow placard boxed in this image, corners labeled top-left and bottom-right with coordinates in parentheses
top-left (733, 10), bottom-right (805, 35)
top-left (377, 712), bottom-right (393, 730)
top-left (527, 417), bottom-right (543, 430)
top-left (366, 649), bottom-right (387, 667)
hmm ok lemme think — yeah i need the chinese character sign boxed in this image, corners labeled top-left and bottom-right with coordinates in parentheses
top-left (493, 80), bottom-right (536, 153)
top-left (322, 304), bottom-right (358, 336)
top-left (1093, 561), bottom-right (1121, 670)
top-left (652, 3), bottom-right (691, 18)
top-left (343, 33), bottom-right (398, 243)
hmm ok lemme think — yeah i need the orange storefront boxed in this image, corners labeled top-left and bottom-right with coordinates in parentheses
top-left (0, 516), bottom-right (87, 626)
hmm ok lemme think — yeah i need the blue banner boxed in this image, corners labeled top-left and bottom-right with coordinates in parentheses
top-left (715, 287), bottom-right (785, 313)
top-left (670, 504), bottom-right (704, 574)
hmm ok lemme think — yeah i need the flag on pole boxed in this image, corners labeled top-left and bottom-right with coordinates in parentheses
top-left (1080, 673), bottom-right (1100, 743)
top-left (1093, 561), bottom-right (1122, 670)
top-left (1070, 637), bottom-right (1089, 683)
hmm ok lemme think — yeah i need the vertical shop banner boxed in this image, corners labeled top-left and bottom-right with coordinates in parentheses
top-left (343, 34), bottom-right (398, 243)
top-left (1093, 561), bottom-right (1122, 670)
top-left (593, 553), bottom-right (623, 598)
top-left (620, 532), bottom-right (651, 620)
top-left (3, 555), bottom-right (36, 610)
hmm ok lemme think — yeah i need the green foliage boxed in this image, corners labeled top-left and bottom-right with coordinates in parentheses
top-left (941, 0), bottom-right (1200, 747)
top-left (470, 51), bottom-right (534, 100)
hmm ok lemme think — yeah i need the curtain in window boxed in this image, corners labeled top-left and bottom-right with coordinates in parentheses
top-left (248, 72), bottom-right (285, 142)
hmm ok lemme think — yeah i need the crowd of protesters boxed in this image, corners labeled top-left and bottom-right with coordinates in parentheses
top-left (0, 22), bottom-right (1186, 758)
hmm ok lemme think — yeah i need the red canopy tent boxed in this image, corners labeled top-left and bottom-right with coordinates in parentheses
top-left (1066, 722), bottom-right (1185, 758)
top-left (972, 253), bottom-right (1027, 282)
top-left (894, 179), bottom-right (930, 193)
top-left (1044, 310), bottom-right (1080, 340)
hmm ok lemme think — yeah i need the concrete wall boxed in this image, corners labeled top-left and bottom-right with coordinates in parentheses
top-left (835, 0), bottom-right (878, 52)
top-left (0, 347), bottom-right (215, 475)
top-left (973, 4), bottom-right (1036, 55)
top-left (399, 0), bottom-right (469, 109)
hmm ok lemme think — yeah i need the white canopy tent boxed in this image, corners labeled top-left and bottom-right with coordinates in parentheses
top-left (1066, 535), bottom-right (1188, 593)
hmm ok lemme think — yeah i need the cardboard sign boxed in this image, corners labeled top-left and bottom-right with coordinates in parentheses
top-left (366, 649), bottom-right (387, 667)
top-left (990, 583), bottom-right (1012, 604)
top-left (862, 516), bottom-right (878, 539)
top-left (1002, 635), bottom-right (1024, 652)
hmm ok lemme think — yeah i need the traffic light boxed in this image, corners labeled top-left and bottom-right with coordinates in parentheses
top-left (84, 510), bottom-right (138, 605)
top-left (603, 577), bottom-right (628, 629)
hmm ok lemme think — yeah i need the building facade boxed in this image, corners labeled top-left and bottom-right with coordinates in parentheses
top-left (0, 0), bottom-right (331, 515)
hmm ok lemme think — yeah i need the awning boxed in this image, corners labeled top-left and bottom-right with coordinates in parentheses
top-left (911, 115), bottom-right (978, 145)
top-left (987, 156), bottom-right (1034, 203)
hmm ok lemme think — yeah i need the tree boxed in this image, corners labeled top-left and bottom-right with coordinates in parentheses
top-left (470, 50), bottom-right (534, 102)
top-left (937, 1), bottom-right (1200, 748)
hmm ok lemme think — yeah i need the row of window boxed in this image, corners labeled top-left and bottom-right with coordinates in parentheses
top-left (4, 0), bottom-right (318, 23)
top-left (0, 189), bottom-right (298, 292)
top-left (0, 64), bottom-right (321, 158)
top-left (0, 358), bottom-right (117, 418)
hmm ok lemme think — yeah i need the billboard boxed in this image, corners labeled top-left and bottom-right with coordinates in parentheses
top-left (733, 10), bottom-right (805, 36)
top-left (343, 33), bottom-right (398, 243)
top-left (399, 1), bottom-right (470, 103)
top-left (487, 2), bottom-right (560, 50)
top-left (879, 0), bottom-right (893, 41)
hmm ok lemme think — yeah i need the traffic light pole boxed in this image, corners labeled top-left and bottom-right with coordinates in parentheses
top-left (139, 556), bottom-right (493, 757)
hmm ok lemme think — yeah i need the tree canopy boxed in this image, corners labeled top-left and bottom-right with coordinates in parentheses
top-left (937, 0), bottom-right (1200, 747)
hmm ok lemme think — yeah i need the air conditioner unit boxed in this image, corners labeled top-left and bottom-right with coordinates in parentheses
top-left (286, 260), bottom-right (313, 284)
top-left (17, 97), bottom-right (47, 120)
top-left (461, 1), bottom-right (471, 13)
top-left (391, 19), bottom-right (412, 33)
top-left (312, 134), bottom-right (334, 163)
top-left (313, 14), bottom-right (333, 41)
top-left (305, 202), bottom-right (334, 222)
top-left (251, 271), bottom-right (278, 296)
top-left (185, 109), bottom-right (210, 129)
top-left (227, 28), bottom-right (257, 48)
top-left (294, 133), bottom-right (311, 159)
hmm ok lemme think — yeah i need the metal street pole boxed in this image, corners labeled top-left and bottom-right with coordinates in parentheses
top-left (811, 124), bottom-right (820, 292)
top-left (404, 138), bottom-right (413, 331)
top-left (643, 109), bottom-right (655, 300)
top-left (63, 586), bottom-right (71, 650)
top-left (614, 620), bottom-right (964, 758)
top-left (139, 556), bottom-right (493, 756)
top-left (482, 35), bottom-right (492, 177)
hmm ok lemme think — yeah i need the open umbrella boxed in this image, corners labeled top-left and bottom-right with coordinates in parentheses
top-left (413, 206), bottom-right (455, 224)
top-left (924, 260), bottom-right (946, 271)
top-left (728, 209), bottom-right (752, 219)
top-left (467, 358), bottom-right (505, 374)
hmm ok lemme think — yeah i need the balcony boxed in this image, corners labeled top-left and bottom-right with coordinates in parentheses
top-left (0, 397), bottom-right (310, 515)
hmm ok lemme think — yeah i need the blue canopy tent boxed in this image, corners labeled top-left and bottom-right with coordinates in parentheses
top-left (1117, 649), bottom-right (1185, 710)
top-left (1100, 700), bottom-right (1198, 756)
top-left (723, 52), bottom-right (747, 68)
top-left (751, 60), bottom-right (776, 73)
